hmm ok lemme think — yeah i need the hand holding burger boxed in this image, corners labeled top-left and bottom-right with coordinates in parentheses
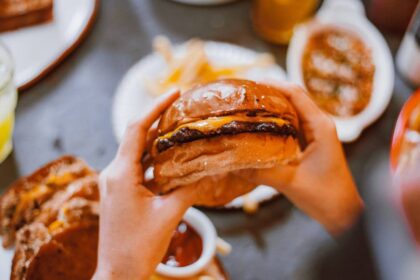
top-left (94, 90), bottom-right (196, 279)
top-left (94, 80), bottom-right (363, 279)
top-left (238, 82), bottom-right (364, 235)
top-left (148, 79), bottom-right (300, 206)
top-left (146, 79), bottom-right (363, 235)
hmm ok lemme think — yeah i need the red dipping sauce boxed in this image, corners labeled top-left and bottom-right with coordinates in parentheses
top-left (162, 222), bottom-right (203, 267)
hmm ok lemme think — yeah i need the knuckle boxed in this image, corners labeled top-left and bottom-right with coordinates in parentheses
top-left (325, 118), bottom-right (336, 131)
top-left (320, 115), bottom-right (337, 134)
top-left (291, 84), bottom-right (306, 94)
top-left (128, 117), bottom-right (148, 131)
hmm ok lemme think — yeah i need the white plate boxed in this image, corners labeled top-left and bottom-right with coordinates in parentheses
top-left (112, 41), bottom-right (284, 209)
top-left (0, 0), bottom-right (98, 90)
top-left (287, 0), bottom-right (394, 142)
top-left (0, 241), bottom-right (13, 277)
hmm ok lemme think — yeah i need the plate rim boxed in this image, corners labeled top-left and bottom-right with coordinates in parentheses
top-left (8, 0), bottom-right (100, 91)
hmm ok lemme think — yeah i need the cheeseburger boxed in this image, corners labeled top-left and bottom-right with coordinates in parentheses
top-left (150, 79), bottom-right (300, 198)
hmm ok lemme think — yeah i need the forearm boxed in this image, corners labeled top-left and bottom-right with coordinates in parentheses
top-left (322, 172), bottom-right (364, 236)
top-left (284, 179), bottom-right (364, 236)
top-left (319, 194), bottom-right (364, 236)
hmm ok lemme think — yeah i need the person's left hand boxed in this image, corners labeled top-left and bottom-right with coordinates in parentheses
top-left (93, 90), bottom-right (196, 280)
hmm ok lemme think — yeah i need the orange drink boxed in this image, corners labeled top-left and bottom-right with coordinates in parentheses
top-left (252, 0), bottom-right (319, 44)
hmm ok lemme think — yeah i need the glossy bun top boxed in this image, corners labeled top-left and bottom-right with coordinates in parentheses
top-left (158, 79), bottom-right (298, 134)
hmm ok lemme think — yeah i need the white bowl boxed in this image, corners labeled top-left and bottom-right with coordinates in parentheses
top-left (287, 0), bottom-right (394, 142)
top-left (156, 207), bottom-right (217, 278)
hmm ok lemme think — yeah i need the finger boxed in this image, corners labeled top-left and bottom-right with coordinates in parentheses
top-left (146, 127), bottom-right (158, 152)
top-left (141, 152), bottom-right (153, 171)
top-left (99, 162), bottom-right (154, 195)
top-left (140, 88), bottom-right (180, 133)
top-left (264, 81), bottom-right (323, 121)
top-left (164, 185), bottom-right (197, 210)
top-left (117, 89), bottom-right (180, 163)
top-left (262, 81), bottom-right (330, 143)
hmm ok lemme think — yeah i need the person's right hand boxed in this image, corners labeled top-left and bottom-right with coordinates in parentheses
top-left (239, 82), bottom-right (364, 236)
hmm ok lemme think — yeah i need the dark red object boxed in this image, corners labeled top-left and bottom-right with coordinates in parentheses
top-left (162, 222), bottom-right (203, 267)
top-left (367, 0), bottom-right (418, 34)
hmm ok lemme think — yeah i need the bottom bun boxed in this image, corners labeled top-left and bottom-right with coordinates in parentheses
top-left (183, 173), bottom-right (257, 207)
top-left (153, 133), bottom-right (300, 194)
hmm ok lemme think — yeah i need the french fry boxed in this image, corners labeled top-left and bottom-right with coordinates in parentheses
top-left (178, 40), bottom-right (207, 86)
top-left (216, 237), bottom-right (232, 256)
top-left (243, 194), bottom-right (259, 214)
top-left (147, 36), bottom-right (276, 97)
top-left (153, 35), bottom-right (173, 64)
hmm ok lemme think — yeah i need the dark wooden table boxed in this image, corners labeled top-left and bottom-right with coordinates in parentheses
top-left (0, 1), bottom-right (415, 279)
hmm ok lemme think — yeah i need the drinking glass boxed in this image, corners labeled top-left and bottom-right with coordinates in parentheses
top-left (0, 42), bottom-right (17, 163)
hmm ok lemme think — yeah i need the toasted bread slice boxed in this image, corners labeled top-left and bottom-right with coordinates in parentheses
top-left (0, 155), bottom-right (95, 248)
top-left (11, 198), bottom-right (99, 280)
top-left (0, 0), bottom-right (53, 32)
top-left (11, 198), bottom-right (228, 280)
top-left (4, 155), bottom-right (228, 280)
top-left (34, 174), bottom-right (99, 226)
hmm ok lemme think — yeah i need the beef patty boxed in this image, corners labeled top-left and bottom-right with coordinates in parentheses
top-left (156, 121), bottom-right (297, 153)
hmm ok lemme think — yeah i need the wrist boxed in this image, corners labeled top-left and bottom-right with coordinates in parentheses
top-left (322, 191), bottom-right (364, 236)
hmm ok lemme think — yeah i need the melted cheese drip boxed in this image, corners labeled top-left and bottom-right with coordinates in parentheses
top-left (158, 116), bottom-right (289, 141)
top-left (46, 172), bottom-right (77, 186)
top-left (48, 220), bottom-right (65, 232)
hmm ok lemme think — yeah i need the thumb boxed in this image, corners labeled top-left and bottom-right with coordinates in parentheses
top-left (162, 184), bottom-right (197, 210)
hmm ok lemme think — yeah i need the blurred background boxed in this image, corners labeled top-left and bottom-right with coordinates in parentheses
top-left (0, 0), bottom-right (419, 279)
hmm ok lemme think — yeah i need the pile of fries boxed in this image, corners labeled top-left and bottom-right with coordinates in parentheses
top-left (145, 36), bottom-right (275, 96)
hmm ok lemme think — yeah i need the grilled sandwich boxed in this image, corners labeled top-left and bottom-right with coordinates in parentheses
top-left (0, 0), bottom-right (53, 32)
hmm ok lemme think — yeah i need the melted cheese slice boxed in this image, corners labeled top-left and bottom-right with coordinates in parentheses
top-left (48, 220), bottom-right (65, 232)
top-left (46, 172), bottom-right (78, 186)
top-left (13, 172), bottom-right (79, 225)
top-left (158, 116), bottom-right (289, 141)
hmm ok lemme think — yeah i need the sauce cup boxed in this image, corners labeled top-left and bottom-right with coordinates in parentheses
top-left (156, 207), bottom-right (217, 278)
